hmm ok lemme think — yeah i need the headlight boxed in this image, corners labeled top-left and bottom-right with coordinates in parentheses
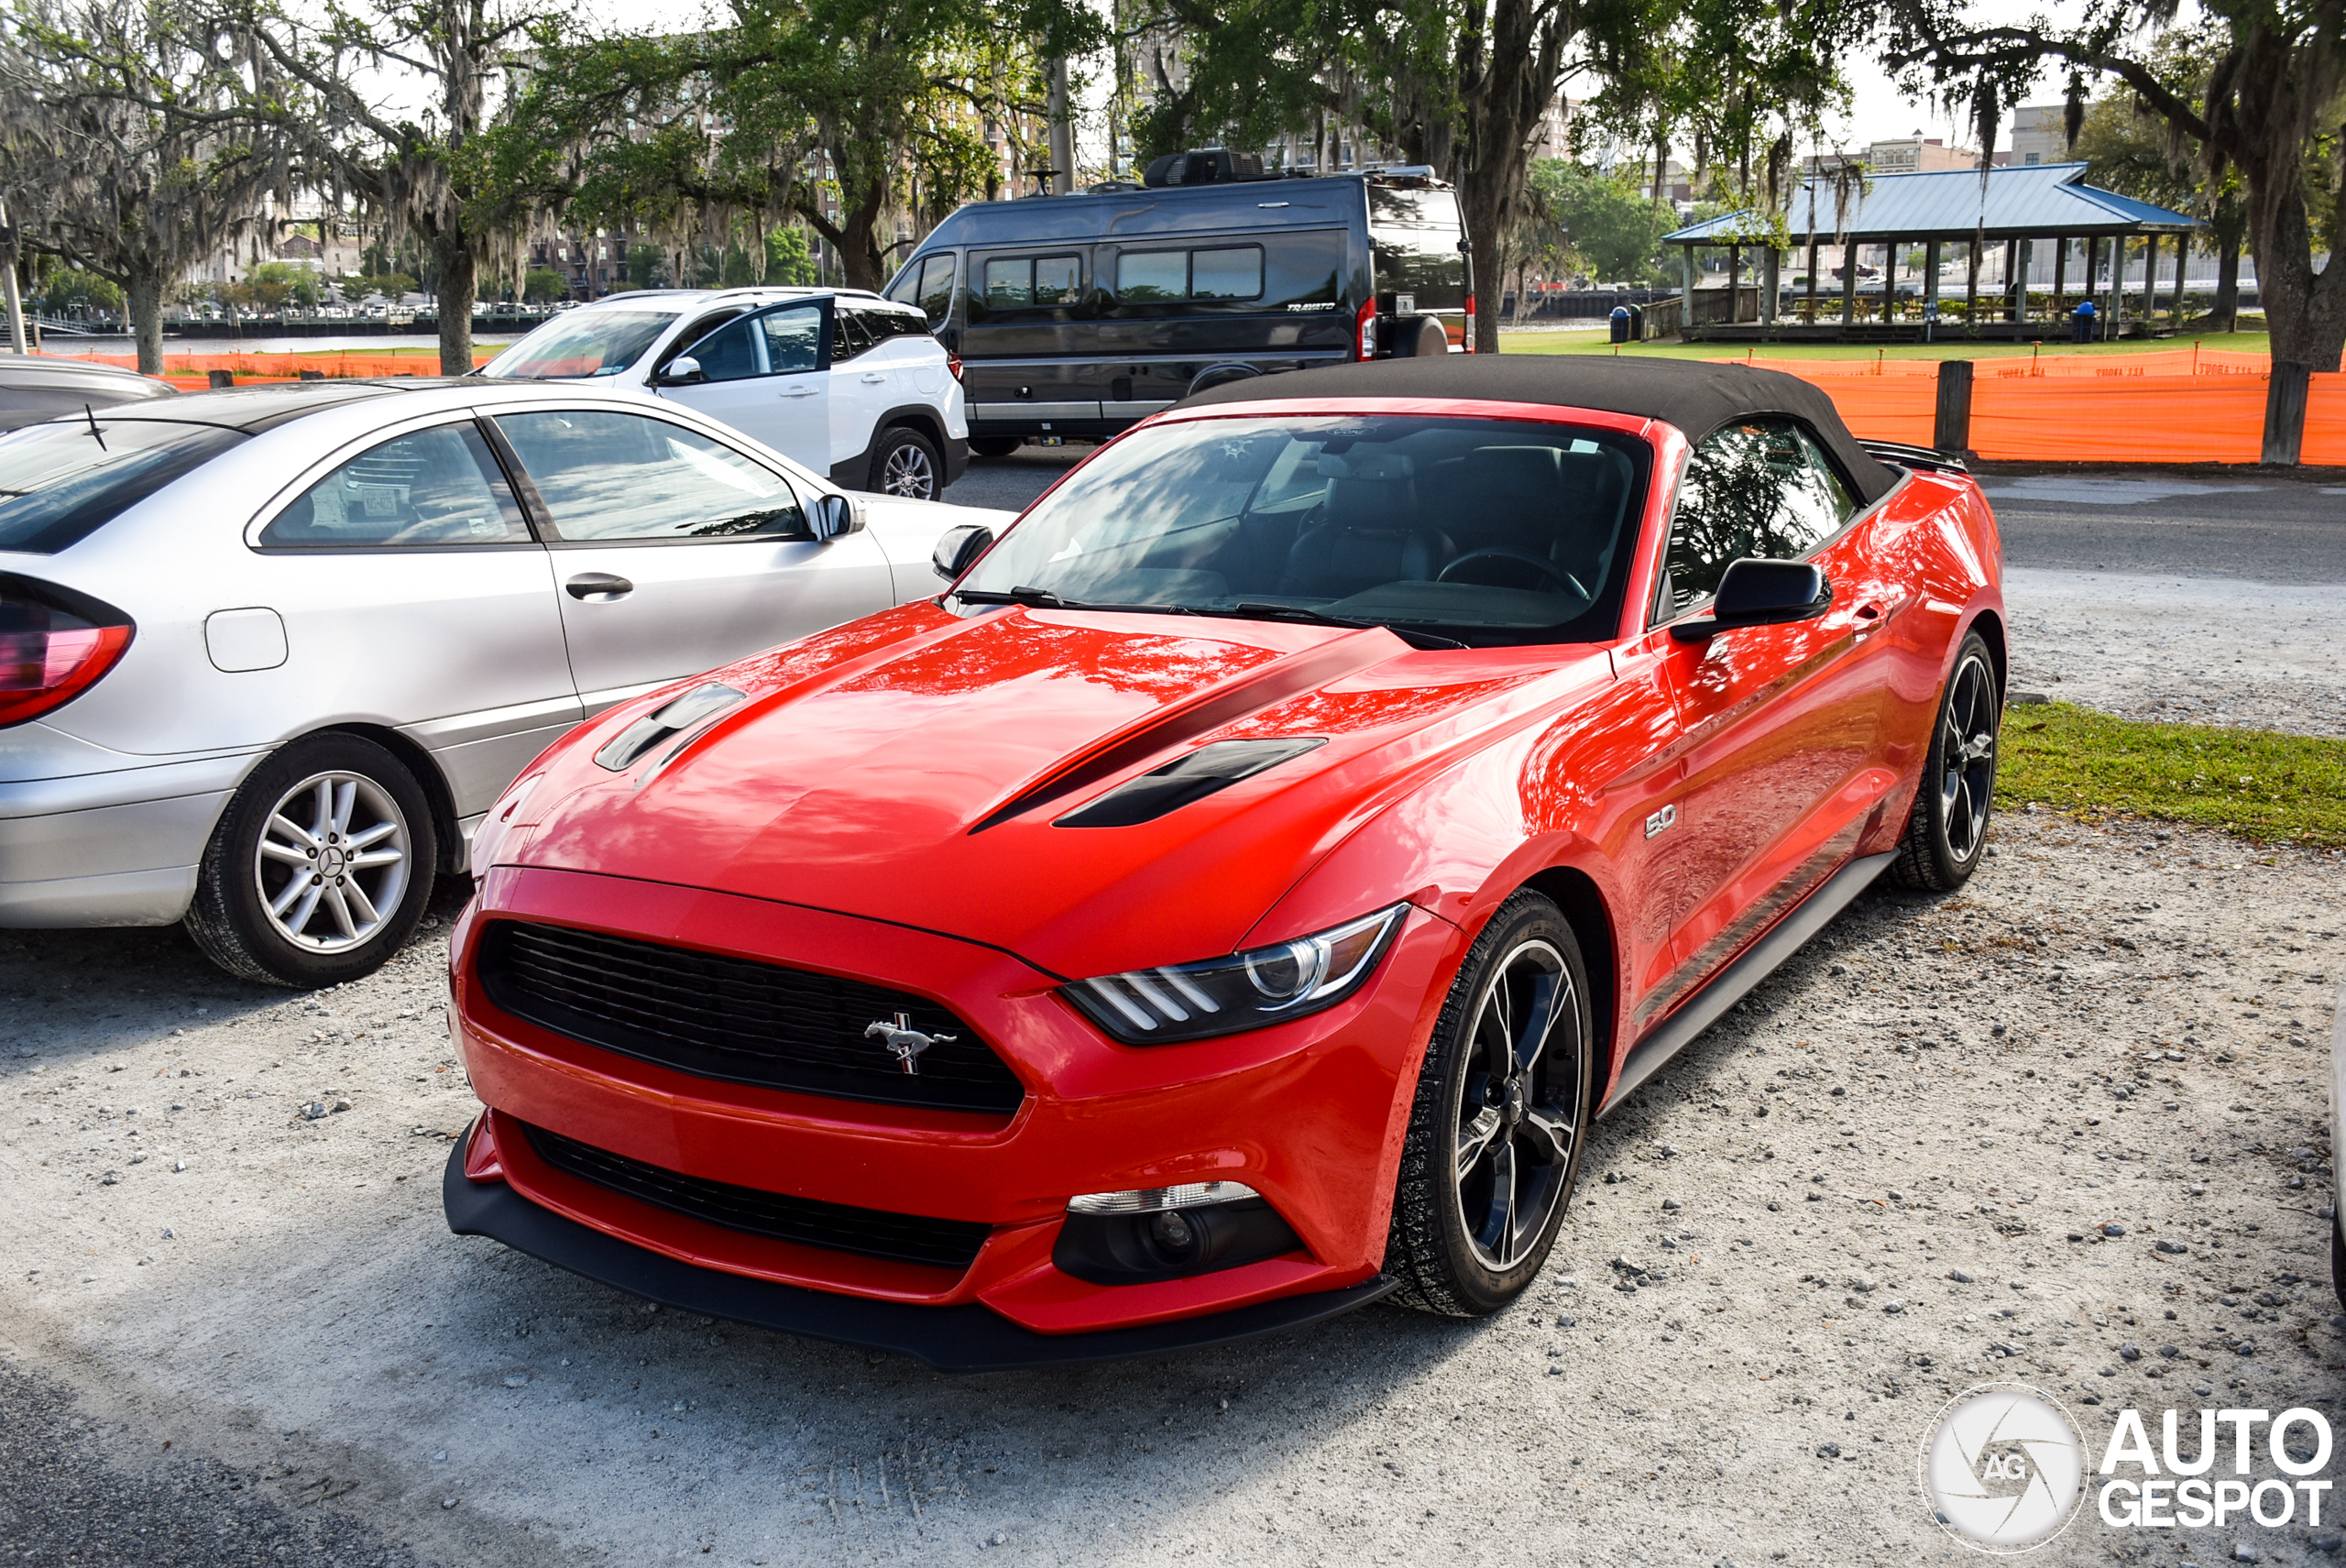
top-left (1063, 903), bottom-right (1409, 1044)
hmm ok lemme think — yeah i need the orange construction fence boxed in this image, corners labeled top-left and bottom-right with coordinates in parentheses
top-left (40, 348), bottom-right (496, 389)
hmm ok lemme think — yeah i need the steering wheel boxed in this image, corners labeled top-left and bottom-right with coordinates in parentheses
top-left (1436, 548), bottom-right (1589, 599)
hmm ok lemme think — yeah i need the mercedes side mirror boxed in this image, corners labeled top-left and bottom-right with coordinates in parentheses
top-left (1670, 559), bottom-right (1833, 642)
top-left (809, 493), bottom-right (863, 541)
top-left (655, 356), bottom-right (705, 386)
top-left (931, 523), bottom-right (993, 581)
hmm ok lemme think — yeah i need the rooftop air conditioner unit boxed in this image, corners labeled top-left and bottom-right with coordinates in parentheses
top-left (1142, 148), bottom-right (1268, 188)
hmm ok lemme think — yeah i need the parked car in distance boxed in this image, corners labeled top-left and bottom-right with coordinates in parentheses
top-left (477, 288), bottom-right (970, 501)
top-left (443, 356), bottom-right (2009, 1370)
top-left (0, 378), bottom-right (1005, 987)
top-left (0, 353), bottom-right (175, 433)
top-left (883, 154), bottom-right (1470, 457)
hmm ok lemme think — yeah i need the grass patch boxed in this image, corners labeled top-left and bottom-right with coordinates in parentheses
top-left (1995, 702), bottom-right (2346, 847)
top-left (1494, 327), bottom-right (2275, 363)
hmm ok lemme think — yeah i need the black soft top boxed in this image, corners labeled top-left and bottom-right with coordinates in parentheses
top-left (1178, 355), bottom-right (1898, 506)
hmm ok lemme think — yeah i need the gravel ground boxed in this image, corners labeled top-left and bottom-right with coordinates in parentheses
top-left (3, 814), bottom-right (2341, 1567)
top-left (2004, 567), bottom-right (2346, 738)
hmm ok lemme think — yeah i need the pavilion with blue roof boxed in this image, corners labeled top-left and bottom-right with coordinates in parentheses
top-left (1659, 162), bottom-right (2202, 342)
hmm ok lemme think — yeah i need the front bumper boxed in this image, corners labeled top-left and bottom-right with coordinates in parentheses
top-left (443, 1125), bottom-right (1396, 1371)
top-left (445, 864), bottom-right (1458, 1349)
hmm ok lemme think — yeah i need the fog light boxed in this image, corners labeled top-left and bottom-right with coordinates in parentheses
top-left (1066, 1181), bottom-right (1258, 1215)
top-left (1147, 1209), bottom-right (1197, 1255)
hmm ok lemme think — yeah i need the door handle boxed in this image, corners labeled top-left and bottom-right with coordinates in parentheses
top-left (565, 573), bottom-right (633, 601)
top-left (781, 384), bottom-right (819, 398)
top-left (860, 372), bottom-right (887, 384)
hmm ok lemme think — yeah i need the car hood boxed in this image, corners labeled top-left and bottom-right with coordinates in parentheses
top-left (509, 602), bottom-right (1606, 978)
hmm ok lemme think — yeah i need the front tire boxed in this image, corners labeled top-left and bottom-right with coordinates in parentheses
top-left (1889, 631), bottom-right (2001, 892)
top-left (1387, 892), bottom-right (1594, 1317)
top-left (185, 733), bottom-right (438, 988)
top-left (868, 425), bottom-right (942, 499)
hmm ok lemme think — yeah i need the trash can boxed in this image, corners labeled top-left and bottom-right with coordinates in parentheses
top-left (2070, 300), bottom-right (2097, 344)
top-left (1609, 304), bottom-right (1632, 345)
top-left (1628, 304), bottom-right (1645, 341)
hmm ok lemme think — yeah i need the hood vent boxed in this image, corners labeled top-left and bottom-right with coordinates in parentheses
top-left (594, 682), bottom-right (745, 773)
top-left (1055, 738), bottom-right (1326, 828)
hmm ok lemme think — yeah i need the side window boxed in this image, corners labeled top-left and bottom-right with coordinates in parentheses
top-left (1116, 250), bottom-right (1187, 302)
top-left (261, 423), bottom-right (530, 548)
top-left (493, 411), bottom-right (806, 543)
top-left (758, 305), bottom-right (823, 373)
top-left (864, 308), bottom-right (930, 345)
top-left (1661, 419), bottom-right (1859, 616)
top-left (1191, 247), bottom-right (1263, 301)
top-left (1261, 231), bottom-right (1345, 311)
top-left (1033, 255), bottom-right (1080, 305)
top-left (679, 314), bottom-right (761, 382)
top-left (982, 257), bottom-right (1033, 309)
top-left (915, 254), bottom-right (957, 328)
top-left (978, 254), bottom-right (1081, 315)
top-left (831, 309), bottom-right (876, 363)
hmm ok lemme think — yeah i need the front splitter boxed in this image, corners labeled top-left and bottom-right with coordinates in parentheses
top-left (441, 1124), bottom-right (1396, 1373)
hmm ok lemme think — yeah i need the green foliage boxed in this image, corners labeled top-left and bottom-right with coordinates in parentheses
top-left (1530, 161), bottom-right (1673, 284)
top-left (36, 266), bottom-right (122, 313)
top-left (624, 241), bottom-right (671, 289)
top-left (237, 260), bottom-right (322, 310)
top-left (349, 272), bottom-right (419, 302)
top-left (521, 267), bottom-right (568, 302)
top-left (764, 225), bottom-right (817, 285)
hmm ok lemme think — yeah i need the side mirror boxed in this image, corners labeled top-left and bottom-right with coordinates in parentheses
top-left (1670, 558), bottom-right (1832, 642)
top-left (931, 522), bottom-right (993, 581)
top-left (809, 493), bottom-right (862, 540)
top-left (655, 355), bottom-right (704, 386)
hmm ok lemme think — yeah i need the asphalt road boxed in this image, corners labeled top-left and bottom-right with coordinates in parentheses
top-left (946, 447), bottom-right (2346, 584)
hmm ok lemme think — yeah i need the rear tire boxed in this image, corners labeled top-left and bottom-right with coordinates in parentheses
top-left (969, 436), bottom-right (1022, 459)
top-left (1889, 631), bottom-right (2001, 892)
top-left (1387, 892), bottom-right (1593, 1317)
top-left (185, 733), bottom-right (438, 988)
top-left (868, 426), bottom-right (942, 499)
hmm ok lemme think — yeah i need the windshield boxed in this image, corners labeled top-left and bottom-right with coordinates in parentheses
top-left (0, 419), bottom-right (248, 554)
top-left (477, 310), bottom-right (677, 379)
top-left (958, 414), bottom-right (1648, 642)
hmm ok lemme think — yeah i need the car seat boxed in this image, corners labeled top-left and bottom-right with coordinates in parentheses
top-left (1278, 449), bottom-right (1448, 598)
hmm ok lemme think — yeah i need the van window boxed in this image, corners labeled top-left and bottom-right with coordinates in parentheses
top-left (1034, 255), bottom-right (1080, 305)
top-left (1369, 186), bottom-right (1467, 309)
top-left (885, 253), bottom-right (959, 327)
top-left (1191, 247), bottom-right (1263, 301)
top-left (1116, 251), bottom-right (1188, 302)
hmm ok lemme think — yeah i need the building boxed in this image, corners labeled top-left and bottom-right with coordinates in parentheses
top-left (1865, 134), bottom-right (1982, 174)
top-left (2008, 104), bottom-right (2071, 168)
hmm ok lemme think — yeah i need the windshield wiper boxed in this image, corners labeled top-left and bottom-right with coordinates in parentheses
top-left (952, 586), bottom-right (1198, 616)
top-left (1226, 602), bottom-right (1466, 650)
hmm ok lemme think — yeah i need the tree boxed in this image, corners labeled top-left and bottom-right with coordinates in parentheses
top-left (624, 239), bottom-right (669, 289)
top-left (2069, 28), bottom-right (2251, 331)
top-left (521, 265), bottom-right (565, 302)
top-left (36, 263), bottom-right (120, 314)
top-left (1531, 159), bottom-right (1672, 284)
top-left (213, 0), bottom-right (550, 373)
top-left (0, 0), bottom-right (291, 371)
top-left (1885, 0), bottom-right (2345, 367)
top-left (765, 224), bottom-right (817, 285)
top-left (490, 0), bottom-right (1104, 293)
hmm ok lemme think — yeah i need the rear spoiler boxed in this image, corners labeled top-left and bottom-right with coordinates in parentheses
top-left (1858, 439), bottom-right (1968, 476)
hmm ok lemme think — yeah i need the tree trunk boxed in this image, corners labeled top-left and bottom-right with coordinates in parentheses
top-left (125, 261), bottom-right (166, 377)
top-left (435, 239), bottom-right (476, 376)
top-left (2214, 239), bottom-right (2240, 334)
top-left (2246, 176), bottom-right (2346, 370)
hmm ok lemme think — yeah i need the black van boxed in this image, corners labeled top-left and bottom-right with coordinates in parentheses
top-left (882, 161), bottom-right (1471, 454)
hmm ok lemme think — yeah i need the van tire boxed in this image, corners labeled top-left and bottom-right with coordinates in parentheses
top-left (969, 437), bottom-right (1022, 458)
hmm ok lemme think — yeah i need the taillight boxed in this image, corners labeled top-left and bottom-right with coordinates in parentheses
top-left (1354, 297), bottom-right (1377, 361)
top-left (0, 576), bottom-right (135, 729)
top-left (946, 353), bottom-right (964, 382)
top-left (1464, 295), bottom-right (1476, 354)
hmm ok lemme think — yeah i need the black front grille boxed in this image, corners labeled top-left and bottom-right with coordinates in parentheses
top-left (521, 1123), bottom-right (990, 1270)
top-left (475, 920), bottom-right (1024, 1115)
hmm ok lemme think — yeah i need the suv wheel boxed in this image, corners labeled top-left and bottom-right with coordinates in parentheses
top-left (185, 733), bottom-right (438, 988)
top-left (870, 426), bottom-right (942, 499)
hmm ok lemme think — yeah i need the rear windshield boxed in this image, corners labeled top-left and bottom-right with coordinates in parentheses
top-left (478, 310), bottom-right (676, 379)
top-left (0, 419), bottom-right (248, 554)
top-left (1369, 187), bottom-right (1466, 310)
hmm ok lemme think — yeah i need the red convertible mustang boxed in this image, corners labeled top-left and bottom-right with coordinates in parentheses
top-left (443, 357), bottom-right (2007, 1370)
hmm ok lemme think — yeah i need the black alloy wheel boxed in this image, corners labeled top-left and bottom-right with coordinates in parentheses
top-left (1891, 630), bottom-right (2001, 891)
top-left (1388, 891), bottom-right (1594, 1316)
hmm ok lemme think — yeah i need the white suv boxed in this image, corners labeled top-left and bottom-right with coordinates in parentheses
top-left (478, 288), bottom-right (970, 499)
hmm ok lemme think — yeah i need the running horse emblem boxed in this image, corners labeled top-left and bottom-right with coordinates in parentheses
top-left (864, 1013), bottom-right (955, 1075)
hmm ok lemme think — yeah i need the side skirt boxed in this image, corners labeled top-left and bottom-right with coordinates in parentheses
top-left (1598, 850), bottom-right (1894, 1116)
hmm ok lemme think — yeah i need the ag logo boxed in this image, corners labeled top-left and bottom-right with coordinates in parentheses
top-left (1919, 1384), bottom-right (2087, 1553)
